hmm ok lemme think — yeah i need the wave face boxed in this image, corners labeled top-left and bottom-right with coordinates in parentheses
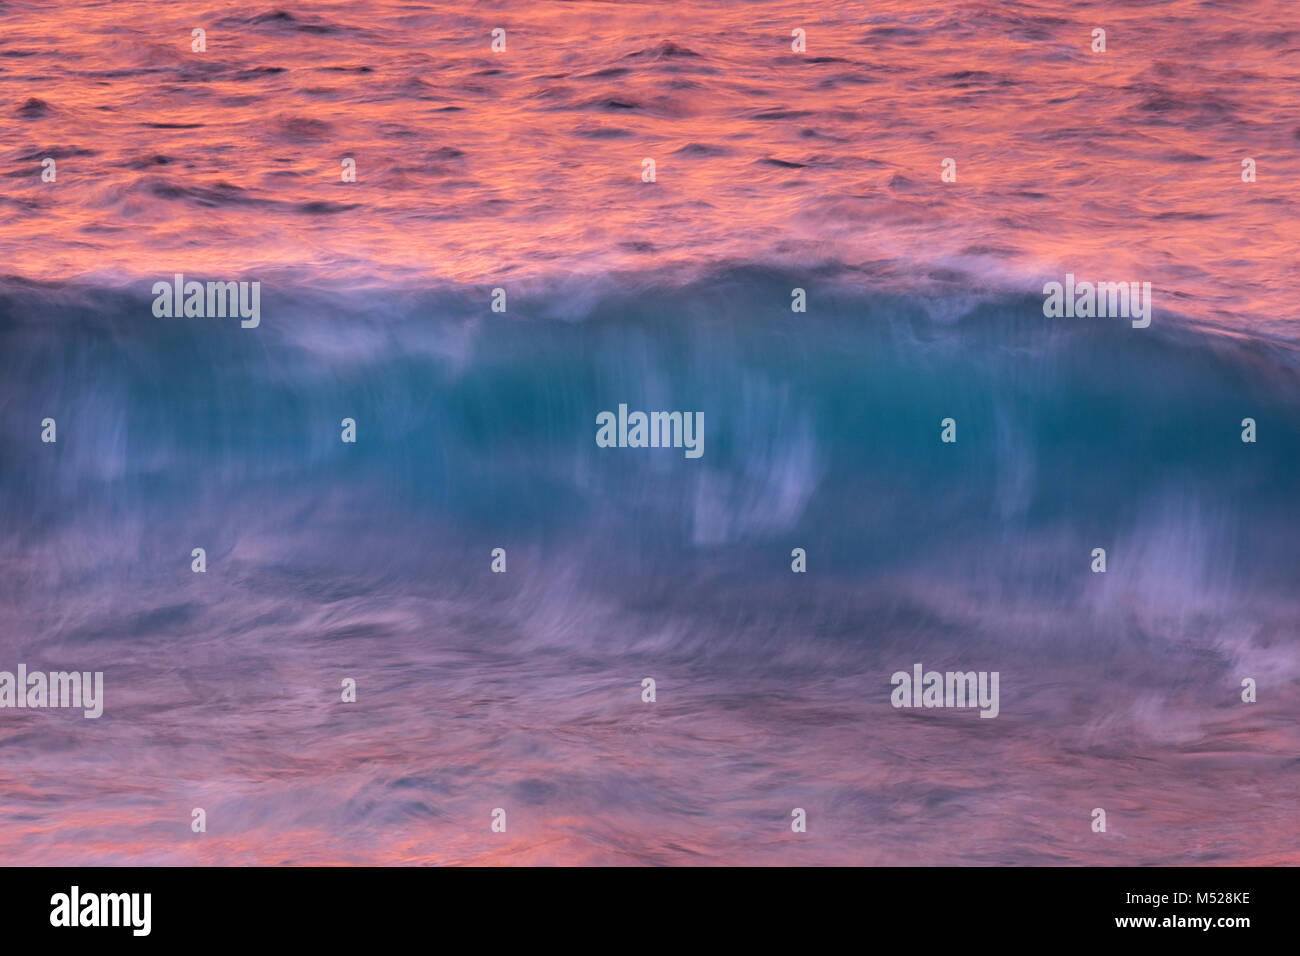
top-left (1, 272), bottom-right (1298, 865)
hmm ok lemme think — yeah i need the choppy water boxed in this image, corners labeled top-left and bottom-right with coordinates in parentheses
top-left (0, 1), bottom-right (1297, 865)
top-left (4, 0), bottom-right (1300, 334)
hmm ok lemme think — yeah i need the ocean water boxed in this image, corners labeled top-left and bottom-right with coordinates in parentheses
top-left (0, 1), bottom-right (1297, 865)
